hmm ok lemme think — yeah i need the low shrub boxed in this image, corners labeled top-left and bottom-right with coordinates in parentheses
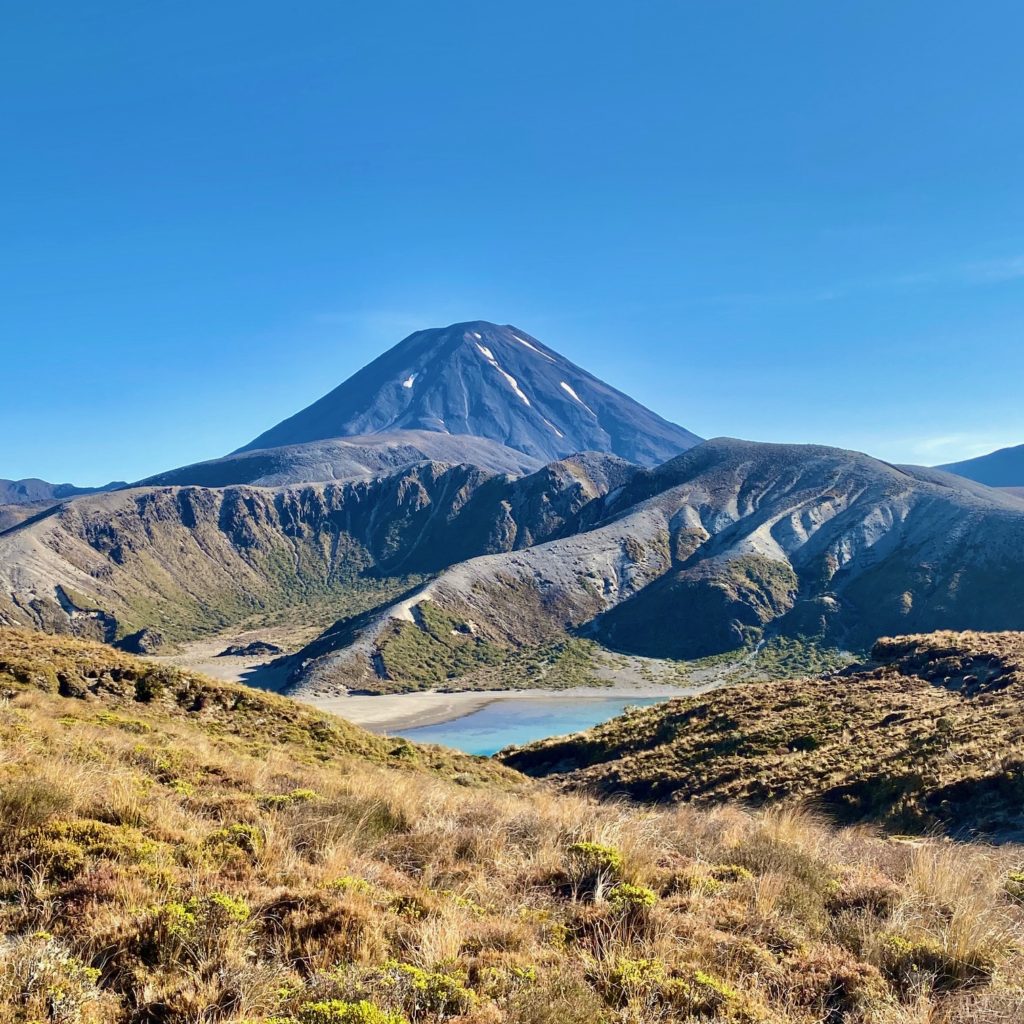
top-left (377, 960), bottom-right (477, 1019)
top-left (878, 932), bottom-right (995, 992)
top-left (297, 1000), bottom-right (408, 1024)
top-left (606, 882), bottom-right (657, 910)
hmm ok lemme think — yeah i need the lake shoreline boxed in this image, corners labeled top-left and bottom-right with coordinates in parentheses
top-left (304, 681), bottom-right (716, 733)
top-left (156, 633), bottom-right (733, 734)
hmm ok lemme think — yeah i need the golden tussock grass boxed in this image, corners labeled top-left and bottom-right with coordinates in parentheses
top-left (0, 627), bottom-right (1022, 1024)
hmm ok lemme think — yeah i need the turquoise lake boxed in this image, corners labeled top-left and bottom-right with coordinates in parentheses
top-left (396, 695), bottom-right (665, 756)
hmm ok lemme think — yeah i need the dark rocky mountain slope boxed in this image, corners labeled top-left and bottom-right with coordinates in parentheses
top-left (239, 320), bottom-right (702, 466)
top-left (0, 453), bottom-right (636, 645)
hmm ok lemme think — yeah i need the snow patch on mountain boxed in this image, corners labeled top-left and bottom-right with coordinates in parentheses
top-left (513, 334), bottom-right (556, 361)
top-left (237, 320), bottom-right (703, 466)
top-left (560, 381), bottom-right (595, 415)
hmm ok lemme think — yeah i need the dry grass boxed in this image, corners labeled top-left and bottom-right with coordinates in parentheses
top-left (0, 628), bottom-right (1023, 1023)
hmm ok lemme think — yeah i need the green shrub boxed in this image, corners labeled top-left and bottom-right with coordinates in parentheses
top-left (328, 876), bottom-right (374, 897)
top-left (261, 788), bottom-right (320, 810)
top-left (607, 883), bottom-right (657, 910)
top-left (709, 863), bottom-right (754, 883)
top-left (149, 891), bottom-right (252, 964)
top-left (605, 960), bottom-right (763, 1020)
top-left (297, 1000), bottom-right (408, 1024)
top-left (878, 932), bottom-right (994, 992)
top-left (1005, 871), bottom-right (1024, 904)
top-left (205, 822), bottom-right (264, 858)
top-left (378, 960), bottom-right (476, 1018)
top-left (606, 956), bottom-right (666, 1004)
top-left (668, 969), bottom-right (758, 1019)
top-left (27, 818), bottom-right (156, 879)
top-left (0, 934), bottom-right (104, 1022)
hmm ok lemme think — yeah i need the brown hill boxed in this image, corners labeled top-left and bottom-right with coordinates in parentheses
top-left (502, 631), bottom-right (1024, 835)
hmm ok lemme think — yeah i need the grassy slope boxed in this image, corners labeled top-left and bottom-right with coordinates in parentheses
top-left (332, 595), bottom-right (853, 695)
top-left (502, 631), bottom-right (1024, 835)
top-left (1, 628), bottom-right (1023, 1024)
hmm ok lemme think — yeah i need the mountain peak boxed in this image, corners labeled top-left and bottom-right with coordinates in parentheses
top-left (238, 321), bottom-right (701, 465)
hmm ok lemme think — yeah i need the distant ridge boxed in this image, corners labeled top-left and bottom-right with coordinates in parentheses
top-left (137, 432), bottom-right (543, 488)
top-left (938, 442), bottom-right (1024, 487)
top-left (238, 320), bottom-right (702, 466)
top-left (0, 478), bottom-right (124, 505)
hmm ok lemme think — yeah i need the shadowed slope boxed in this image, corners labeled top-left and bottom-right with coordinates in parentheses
top-left (291, 439), bottom-right (1024, 693)
top-left (939, 442), bottom-right (1024, 487)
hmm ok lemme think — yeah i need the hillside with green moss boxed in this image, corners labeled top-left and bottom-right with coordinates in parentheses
top-left (1, 627), bottom-right (1023, 1024)
top-left (0, 454), bottom-right (626, 651)
top-left (502, 631), bottom-right (1024, 835)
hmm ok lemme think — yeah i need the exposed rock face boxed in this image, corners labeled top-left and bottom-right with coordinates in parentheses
top-left (289, 439), bottom-right (1024, 693)
top-left (115, 627), bottom-right (165, 655)
top-left (939, 442), bottom-right (1024, 487)
top-left (237, 321), bottom-right (702, 466)
top-left (218, 641), bottom-right (283, 658)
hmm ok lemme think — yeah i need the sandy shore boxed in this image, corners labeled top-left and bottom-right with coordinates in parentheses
top-left (307, 680), bottom-right (717, 733)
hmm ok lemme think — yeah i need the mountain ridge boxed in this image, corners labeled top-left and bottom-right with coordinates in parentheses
top-left (136, 431), bottom-right (543, 488)
top-left (287, 437), bottom-right (1024, 695)
top-left (0, 477), bottom-right (124, 505)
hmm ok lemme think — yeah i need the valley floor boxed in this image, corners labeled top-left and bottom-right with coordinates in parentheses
top-left (150, 625), bottom-right (322, 693)
top-left (159, 630), bottom-right (737, 732)
top-left (158, 628), bottom-right (855, 735)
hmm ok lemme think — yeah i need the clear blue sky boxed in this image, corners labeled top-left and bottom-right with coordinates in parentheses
top-left (4, 1), bottom-right (1024, 484)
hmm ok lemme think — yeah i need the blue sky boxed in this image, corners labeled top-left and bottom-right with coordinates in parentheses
top-left (3, 1), bottom-right (1024, 484)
